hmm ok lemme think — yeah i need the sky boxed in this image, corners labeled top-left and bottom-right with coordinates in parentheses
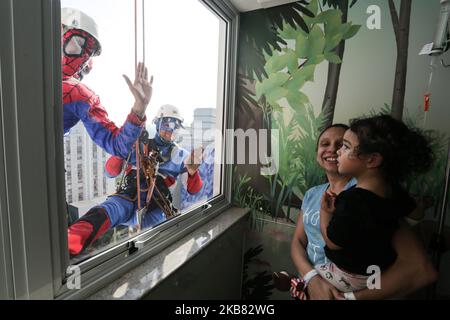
top-left (61, 0), bottom-right (221, 127)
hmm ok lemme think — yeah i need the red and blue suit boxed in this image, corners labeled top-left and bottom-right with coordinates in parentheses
top-left (62, 27), bottom-right (148, 257)
top-left (62, 28), bottom-right (145, 159)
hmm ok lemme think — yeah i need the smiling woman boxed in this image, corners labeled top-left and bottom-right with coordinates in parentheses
top-left (315, 124), bottom-right (348, 178)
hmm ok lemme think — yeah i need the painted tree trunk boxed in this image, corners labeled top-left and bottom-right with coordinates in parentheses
top-left (235, 72), bottom-right (271, 198)
top-left (390, 0), bottom-right (412, 121)
top-left (321, 5), bottom-right (349, 130)
top-left (235, 73), bottom-right (303, 218)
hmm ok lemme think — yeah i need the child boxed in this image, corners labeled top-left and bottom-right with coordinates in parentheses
top-left (318, 115), bottom-right (433, 298)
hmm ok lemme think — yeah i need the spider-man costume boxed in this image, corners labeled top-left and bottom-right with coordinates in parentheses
top-left (62, 28), bottom-right (145, 159)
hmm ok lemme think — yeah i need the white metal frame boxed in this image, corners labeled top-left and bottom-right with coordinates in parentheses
top-left (0, 0), bottom-right (239, 299)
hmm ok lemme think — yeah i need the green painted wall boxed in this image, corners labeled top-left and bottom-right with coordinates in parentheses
top-left (236, 0), bottom-right (450, 300)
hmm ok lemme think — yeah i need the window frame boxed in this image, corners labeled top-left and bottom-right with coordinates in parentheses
top-left (0, 0), bottom-right (238, 300)
top-left (0, 0), bottom-right (67, 299)
top-left (53, 0), bottom-right (237, 299)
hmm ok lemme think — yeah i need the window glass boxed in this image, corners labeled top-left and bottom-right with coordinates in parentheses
top-left (61, 0), bottom-right (225, 263)
top-left (143, 0), bottom-right (223, 212)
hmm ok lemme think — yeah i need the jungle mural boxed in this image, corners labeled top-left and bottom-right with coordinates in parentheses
top-left (235, 0), bottom-right (450, 300)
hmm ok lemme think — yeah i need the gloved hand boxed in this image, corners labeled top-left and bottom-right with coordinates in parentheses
top-left (123, 62), bottom-right (153, 119)
top-left (105, 155), bottom-right (124, 178)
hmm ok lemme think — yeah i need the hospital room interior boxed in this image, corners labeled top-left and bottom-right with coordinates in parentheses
top-left (0, 0), bottom-right (450, 301)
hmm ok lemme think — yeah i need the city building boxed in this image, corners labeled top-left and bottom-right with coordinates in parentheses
top-left (63, 122), bottom-right (116, 208)
top-left (178, 107), bottom-right (216, 151)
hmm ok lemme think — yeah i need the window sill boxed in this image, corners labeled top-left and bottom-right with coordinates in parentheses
top-left (86, 206), bottom-right (250, 300)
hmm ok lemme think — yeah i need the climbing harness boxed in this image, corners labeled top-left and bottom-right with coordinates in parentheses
top-left (116, 131), bottom-right (177, 232)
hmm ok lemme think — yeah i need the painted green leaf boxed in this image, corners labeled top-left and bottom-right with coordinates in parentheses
top-left (315, 9), bottom-right (340, 25)
top-left (293, 116), bottom-right (311, 137)
top-left (302, 64), bottom-right (316, 82)
top-left (323, 10), bottom-right (342, 35)
top-left (343, 24), bottom-right (361, 40)
top-left (285, 49), bottom-right (299, 74)
top-left (287, 91), bottom-right (309, 110)
top-left (305, 54), bottom-right (325, 66)
top-left (290, 103), bottom-right (309, 129)
top-left (324, 51), bottom-right (342, 64)
top-left (279, 23), bottom-right (304, 39)
top-left (307, 25), bottom-right (325, 57)
top-left (303, 0), bottom-right (318, 25)
top-left (325, 33), bottom-right (344, 52)
top-left (255, 72), bottom-right (290, 99)
top-left (285, 76), bottom-right (305, 93)
top-left (295, 32), bottom-right (309, 58)
top-left (285, 64), bottom-right (316, 92)
top-left (265, 49), bottom-right (297, 74)
top-left (296, 25), bottom-right (327, 60)
top-left (266, 87), bottom-right (289, 105)
top-left (339, 23), bottom-right (352, 39)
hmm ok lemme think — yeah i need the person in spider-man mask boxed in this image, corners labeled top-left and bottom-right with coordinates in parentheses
top-left (62, 7), bottom-right (152, 159)
top-left (68, 104), bottom-right (204, 258)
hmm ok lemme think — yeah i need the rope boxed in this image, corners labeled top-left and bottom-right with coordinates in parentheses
top-left (134, 0), bottom-right (138, 69)
top-left (142, 0), bottom-right (146, 64)
top-left (136, 141), bottom-right (141, 210)
top-left (153, 184), bottom-right (175, 218)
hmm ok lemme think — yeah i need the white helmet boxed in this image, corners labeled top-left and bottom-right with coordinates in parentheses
top-left (153, 104), bottom-right (184, 123)
top-left (61, 8), bottom-right (101, 53)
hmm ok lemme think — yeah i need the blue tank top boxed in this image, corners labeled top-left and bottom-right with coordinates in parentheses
top-left (301, 178), bottom-right (357, 266)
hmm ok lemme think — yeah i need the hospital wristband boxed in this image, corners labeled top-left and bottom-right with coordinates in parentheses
top-left (344, 292), bottom-right (356, 300)
top-left (302, 269), bottom-right (319, 287)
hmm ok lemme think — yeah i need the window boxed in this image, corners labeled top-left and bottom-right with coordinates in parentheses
top-left (76, 140), bottom-right (82, 160)
top-left (0, 0), bottom-right (237, 299)
top-left (102, 177), bottom-right (106, 195)
top-left (77, 164), bottom-right (83, 183)
top-left (65, 139), bottom-right (71, 155)
top-left (93, 178), bottom-right (98, 198)
top-left (60, 0), bottom-right (232, 263)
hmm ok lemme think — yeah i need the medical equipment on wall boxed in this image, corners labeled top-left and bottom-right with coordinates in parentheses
top-left (419, 0), bottom-right (450, 128)
top-left (420, 0), bottom-right (450, 57)
top-left (419, 0), bottom-right (450, 299)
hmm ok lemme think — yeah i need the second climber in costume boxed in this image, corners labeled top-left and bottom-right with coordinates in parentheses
top-left (61, 7), bottom-right (152, 159)
top-left (68, 104), bottom-right (204, 257)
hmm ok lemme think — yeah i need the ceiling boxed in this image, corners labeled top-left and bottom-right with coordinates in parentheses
top-left (228, 0), bottom-right (298, 12)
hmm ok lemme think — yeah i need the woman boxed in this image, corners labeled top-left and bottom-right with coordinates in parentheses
top-left (290, 124), bottom-right (437, 300)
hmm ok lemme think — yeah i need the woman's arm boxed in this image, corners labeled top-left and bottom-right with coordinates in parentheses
top-left (353, 220), bottom-right (438, 300)
top-left (291, 211), bottom-right (315, 275)
top-left (291, 210), bottom-right (340, 300)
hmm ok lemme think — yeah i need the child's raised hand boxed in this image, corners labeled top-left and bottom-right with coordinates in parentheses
top-left (321, 190), bottom-right (336, 214)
